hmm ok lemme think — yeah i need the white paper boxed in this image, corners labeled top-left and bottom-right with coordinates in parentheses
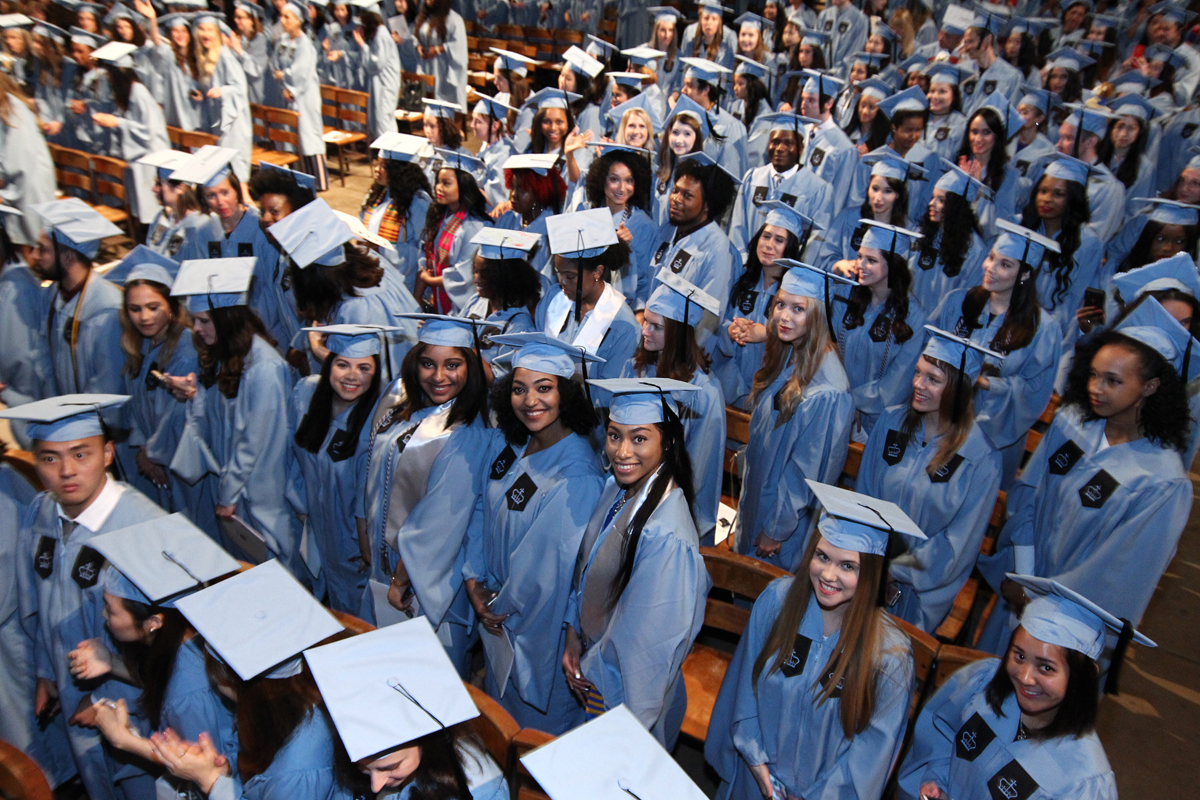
top-left (387, 15), bottom-right (408, 36)
top-left (715, 502), bottom-right (737, 546)
top-left (479, 625), bottom-right (514, 697)
top-left (217, 514), bottom-right (268, 564)
top-left (369, 579), bottom-right (411, 628)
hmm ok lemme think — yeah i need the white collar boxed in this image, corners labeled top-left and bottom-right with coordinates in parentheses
top-left (773, 164), bottom-right (800, 180)
top-left (59, 477), bottom-right (125, 534)
top-left (817, 117), bottom-right (837, 132)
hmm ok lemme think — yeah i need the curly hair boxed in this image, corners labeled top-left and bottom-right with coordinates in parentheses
top-left (504, 167), bottom-right (567, 220)
top-left (1020, 174), bottom-right (1090, 311)
top-left (1061, 330), bottom-right (1190, 452)
top-left (248, 167), bottom-right (315, 211)
top-left (194, 305), bottom-right (277, 399)
top-left (475, 255), bottom-right (543, 315)
top-left (584, 150), bottom-right (653, 213)
top-left (289, 243), bottom-right (386, 323)
top-left (841, 250), bottom-right (915, 344)
top-left (955, 107), bottom-right (1011, 193)
top-left (384, 159), bottom-right (432, 219)
top-left (490, 371), bottom-right (597, 445)
top-left (673, 156), bottom-right (736, 222)
top-left (917, 192), bottom-right (981, 277)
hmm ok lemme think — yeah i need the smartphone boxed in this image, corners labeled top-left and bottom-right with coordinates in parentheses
top-left (1082, 287), bottom-right (1105, 310)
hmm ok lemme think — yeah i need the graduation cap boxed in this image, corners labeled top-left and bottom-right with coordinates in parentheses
top-left (1063, 102), bottom-right (1116, 140)
top-left (1043, 152), bottom-right (1099, 184)
top-left (103, 2), bottom-right (143, 25)
top-left (1073, 40), bottom-right (1113, 59)
top-left (647, 6), bottom-right (685, 25)
top-left (520, 705), bottom-right (708, 800)
top-left (171, 257), bottom-right (255, 313)
top-left (169, 144), bottom-right (240, 188)
top-left (268, 199), bottom-right (352, 268)
top-left (857, 77), bottom-right (893, 102)
top-left (175, 560), bottom-right (343, 681)
top-left (608, 70), bottom-right (648, 89)
top-left (870, 19), bottom-right (898, 44)
top-left (676, 150), bottom-right (743, 187)
top-left (621, 45), bottom-right (666, 67)
top-left (502, 152), bottom-right (561, 176)
top-left (157, 12), bottom-right (196, 31)
top-left (851, 51), bottom-right (889, 71)
top-left (757, 200), bottom-right (820, 250)
top-left (432, 148), bottom-right (485, 177)
top-left (471, 227), bottom-right (542, 261)
top-left (422, 98), bottom-right (463, 119)
top-left (876, 85), bottom-right (928, 118)
top-left (898, 54), bottom-right (928, 76)
top-left (858, 219), bottom-right (922, 256)
top-left (799, 27), bottom-right (829, 46)
top-left (1006, 16), bottom-right (1056, 36)
top-left (68, 26), bottom-right (107, 48)
top-left (546, 208), bottom-right (619, 323)
top-left (801, 69), bottom-right (842, 99)
top-left (922, 325), bottom-right (1004, 421)
top-left (305, 617), bottom-right (479, 763)
top-left (31, 198), bottom-right (123, 260)
top-left (733, 11), bottom-right (765, 30)
top-left (1063, 0), bottom-right (1093, 11)
top-left (136, 148), bottom-right (195, 182)
top-left (92, 513), bottom-right (240, 608)
top-left (756, 111), bottom-right (820, 138)
top-left (1116, 295), bottom-right (1200, 383)
top-left (1112, 251), bottom-right (1200, 305)
top-left (666, 94), bottom-right (712, 138)
top-left (695, 0), bottom-right (733, 15)
top-left (1110, 71), bottom-right (1160, 94)
top-left (32, 20), bottom-right (70, 42)
top-left (1007, 573), bottom-right (1155, 693)
top-left (1148, 0), bottom-right (1196, 26)
top-left (681, 56), bottom-right (732, 85)
top-left (646, 269), bottom-right (720, 330)
top-left (191, 12), bottom-right (233, 38)
top-left (940, 3), bottom-right (975, 35)
top-left (585, 34), bottom-right (620, 60)
top-left (524, 87), bottom-right (581, 112)
top-left (862, 152), bottom-right (926, 182)
top-left (587, 377), bottom-right (700, 427)
top-left (805, 480), bottom-right (926, 559)
top-left (1106, 94), bottom-right (1159, 123)
top-left (1144, 43), bottom-right (1188, 70)
top-left (732, 56), bottom-right (770, 81)
top-left (394, 314), bottom-right (489, 352)
top-left (607, 92), bottom-right (665, 135)
top-left (0, 13), bottom-right (34, 29)
top-left (91, 41), bottom-right (138, 68)
top-left (69, 0), bottom-right (106, 18)
top-left (233, 0), bottom-right (266, 19)
top-left (0, 394), bottom-right (128, 443)
top-left (777, 259), bottom-right (856, 336)
top-left (104, 244), bottom-right (179, 286)
top-left (561, 45), bottom-right (605, 79)
top-left (1016, 85), bottom-right (1060, 117)
top-left (592, 142), bottom-right (653, 159)
top-left (347, 0), bottom-right (384, 14)
top-left (993, 219), bottom-right (1060, 267)
top-left (472, 93), bottom-right (516, 120)
top-left (1139, 197), bottom-right (1200, 227)
top-left (301, 323), bottom-right (400, 358)
top-left (1089, 12), bottom-right (1120, 31)
top-left (934, 158), bottom-right (993, 202)
top-left (977, 90), bottom-right (1023, 139)
top-left (1045, 46), bottom-right (1093, 72)
top-left (258, 161), bottom-right (318, 192)
top-left (369, 132), bottom-right (430, 163)
top-left (969, 6), bottom-right (1010, 37)
top-left (488, 332), bottom-right (606, 379)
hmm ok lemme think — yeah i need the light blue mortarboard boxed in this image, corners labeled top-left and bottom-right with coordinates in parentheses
top-left (802, 69), bottom-right (843, 98)
top-left (622, 46), bottom-right (666, 67)
top-left (876, 85), bottom-right (928, 117)
top-left (175, 560), bottom-right (344, 681)
top-left (871, 20), bottom-right (898, 44)
top-left (1090, 12), bottom-right (1119, 30)
top-left (103, 2), bottom-right (143, 25)
top-left (394, 314), bottom-right (487, 349)
top-left (592, 142), bottom-right (653, 159)
top-left (171, 257), bottom-right (255, 313)
top-left (1139, 197), bottom-right (1200, 227)
top-left (940, 3), bottom-right (975, 35)
top-left (562, 45), bottom-right (605, 79)
top-left (157, 12), bottom-right (196, 31)
top-left (489, 46), bottom-right (539, 77)
top-left (31, 198), bottom-right (122, 260)
top-left (369, 132), bottom-right (430, 163)
top-left (992, 219), bottom-right (1060, 266)
top-left (585, 34), bottom-right (620, 60)
top-left (1113, 252), bottom-right (1200, 304)
top-left (1006, 16), bottom-right (1056, 36)
top-left (1008, 573), bottom-right (1155, 662)
top-left (676, 150), bottom-right (743, 187)
top-left (92, 513), bottom-right (240, 607)
top-left (268, 199), bottom-right (351, 268)
top-left (470, 227), bottom-right (542, 261)
top-left (92, 41), bottom-right (138, 68)
top-left (0, 13), bottom-right (34, 29)
top-left (105, 244), bottom-right (179, 286)
top-left (1110, 70), bottom-right (1160, 94)
top-left (607, 92), bottom-right (665, 134)
top-left (68, 26), bottom-right (107, 48)
top-left (1116, 296), bottom-right (1200, 382)
top-left (1149, 1), bottom-right (1196, 26)
top-left (666, 94), bottom-right (712, 137)
top-left (1144, 43), bottom-right (1187, 70)
top-left (681, 56), bottom-right (732, 84)
top-left (586, 377), bottom-right (699, 425)
top-left (922, 324), bottom-right (1004, 382)
top-left (807, 480), bottom-right (926, 556)
top-left (862, 152), bottom-right (926, 182)
top-left (546, 208), bottom-right (618, 258)
top-left (799, 27), bottom-right (829, 46)
top-left (302, 323), bottom-right (400, 358)
top-left (32, 20), bottom-right (70, 42)
top-left (757, 200), bottom-right (820, 242)
top-left (525, 87), bottom-right (581, 112)
top-left (1106, 94), bottom-right (1160, 123)
top-left (234, 0), bottom-right (265, 19)
top-left (857, 77), bottom-right (893, 102)
top-left (1045, 46), bottom-right (1094, 72)
top-left (934, 158), bottom-right (993, 202)
top-left (851, 52), bottom-right (888, 71)
top-left (976, 90), bottom-right (1023, 140)
top-left (305, 617), bottom-right (480, 763)
top-left (734, 11), bottom-right (765, 30)
top-left (136, 148), bottom-right (194, 181)
top-left (733, 56), bottom-right (769, 81)
top-left (258, 161), bottom-right (318, 192)
top-left (488, 332), bottom-right (606, 378)
top-left (1044, 152), bottom-right (1098, 184)
top-left (647, 5), bottom-right (685, 24)
top-left (858, 219), bottom-right (923, 255)
top-left (503, 152), bottom-right (561, 176)
top-left (1063, 102), bottom-right (1117, 137)
top-left (521, 706), bottom-right (708, 800)
top-left (646, 269), bottom-right (720, 327)
top-left (777, 259), bottom-right (856, 302)
top-left (422, 98), bottom-right (463, 119)
top-left (756, 111), bottom-right (819, 135)
top-left (970, 7), bottom-right (1010, 37)
top-left (191, 13), bottom-right (234, 38)
top-left (696, 0), bottom-right (733, 15)
top-left (1074, 40), bottom-right (1113, 59)
top-left (168, 144), bottom-right (240, 188)
top-left (472, 93), bottom-right (516, 119)
top-left (923, 61), bottom-right (962, 86)
top-left (0, 394), bottom-right (128, 443)
top-left (432, 148), bottom-right (485, 176)
top-left (1017, 84), bottom-right (1060, 117)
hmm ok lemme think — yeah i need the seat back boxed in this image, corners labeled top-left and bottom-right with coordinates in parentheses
top-left (48, 143), bottom-right (95, 198)
top-left (0, 741), bottom-right (52, 800)
top-left (263, 107), bottom-right (301, 149)
top-left (250, 102), bottom-right (270, 141)
top-left (337, 88), bottom-right (370, 129)
top-left (701, 546), bottom-right (789, 636)
top-left (90, 154), bottom-right (128, 206)
top-left (933, 644), bottom-right (993, 690)
top-left (890, 616), bottom-right (940, 720)
top-left (722, 405), bottom-right (751, 507)
top-left (320, 84), bottom-right (340, 123)
top-left (464, 685), bottom-right (518, 774)
top-left (840, 441), bottom-right (865, 487)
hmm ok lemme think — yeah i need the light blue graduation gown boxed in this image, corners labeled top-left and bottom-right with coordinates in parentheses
top-left (289, 377), bottom-right (372, 613)
top-left (363, 189), bottom-right (431, 293)
top-left (728, 164), bottom-right (828, 264)
top-left (148, 44), bottom-right (199, 131)
top-left (477, 137), bottom-right (514, 208)
top-left (1018, 158), bottom-right (1126, 246)
top-left (209, 708), bottom-right (351, 800)
top-left (328, 261), bottom-right (422, 375)
top-left (815, 3), bottom-right (868, 76)
top-left (0, 263), bottom-right (53, 429)
top-left (145, 209), bottom-right (208, 260)
top-left (610, 207), bottom-right (659, 311)
top-left (420, 213), bottom-right (488, 314)
top-left (417, 11), bottom-right (468, 112)
top-left (459, 300), bottom-right (536, 375)
top-left (907, 230), bottom-right (987, 314)
top-left (1100, 209), bottom-right (1148, 273)
top-left (849, 143), bottom-right (941, 226)
top-left (704, 582), bottom-right (914, 800)
top-left (566, 480), bottom-right (709, 746)
top-left (924, 111), bottom-right (967, 161)
top-left (34, 62), bottom-right (76, 145)
top-left (736, 351), bottom-right (854, 571)
top-left (709, 276), bottom-right (776, 410)
top-left (361, 26), bottom-right (400, 138)
top-left (65, 67), bottom-right (108, 154)
top-left (16, 483), bottom-right (167, 800)
top-left (99, 82), bottom-right (171, 225)
top-left (1032, 223), bottom-right (1103, 346)
top-left (647, 220), bottom-right (740, 321)
top-left (160, 637), bottom-right (238, 759)
top-left (858, 406), bottom-right (1002, 633)
top-left (934, 290), bottom-right (1062, 481)
top-left (237, 34), bottom-right (270, 105)
top-left (358, 398), bottom-right (489, 674)
top-left (619, 362), bottom-right (726, 538)
top-left (802, 121), bottom-right (858, 218)
top-left (0, 91), bottom-right (57, 245)
top-left (1010, 135), bottom-right (1056, 216)
top-left (706, 104), bottom-right (750, 179)
top-left (961, 58), bottom-right (1023, 116)
top-left (173, 337), bottom-right (306, 581)
top-left (833, 286), bottom-right (930, 436)
top-left (318, 22), bottom-right (364, 92)
top-left (679, 25), bottom-right (737, 73)
top-left (1154, 104), bottom-right (1200, 193)
top-left (535, 285), bottom-right (641, 381)
top-left (897, 658), bottom-right (1118, 800)
top-left (813, 206), bottom-right (872, 272)
top-left (47, 272), bottom-right (126, 401)
top-left (976, 405), bottom-right (1193, 656)
top-left (463, 431), bottom-right (604, 734)
top-left (198, 49), bottom-right (252, 181)
top-left (273, 34), bottom-right (325, 157)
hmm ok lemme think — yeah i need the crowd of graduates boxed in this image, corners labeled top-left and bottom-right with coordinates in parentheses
top-left (2, 0), bottom-right (1200, 798)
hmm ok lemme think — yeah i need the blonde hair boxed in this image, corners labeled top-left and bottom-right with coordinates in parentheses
top-left (887, 9), bottom-right (916, 58)
top-left (617, 107), bottom-right (656, 149)
top-left (194, 22), bottom-right (221, 80)
top-left (748, 295), bottom-right (834, 421)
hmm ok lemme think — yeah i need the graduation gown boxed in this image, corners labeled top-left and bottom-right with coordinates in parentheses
top-left (148, 44), bottom-right (199, 131)
top-left (567, 478), bottom-right (709, 747)
top-left (0, 264), bottom-right (53, 429)
top-left (802, 121), bottom-right (858, 218)
top-left (237, 34), bottom-right (270, 105)
top-left (935, 290), bottom-right (1062, 481)
top-left (47, 272), bottom-right (126, 400)
top-left (897, 658), bottom-right (1117, 800)
top-left (647, 220), bottom-right (740, 322)
top-left (419, 212), bottom-right (488, 314)
top-left (0, 92), bottom-right (56, 245)
top-left (327, 262), bottom-right (422, 377)
top-left (16, 481), bottom-right (167, 800)
top-left (1032, 223), bottom-right (1103, 347)
top-left (536, 286), bottom-right (640, 383)
top-left (813, 206), bottom-right (872, 272)
top-left (477, 137), bottom-right (514, 208)
top-left (961, 58), bottom-right (1023, 116)
top-left (273, 34), bottom-right (325, 157)
top-left (160, 637), bottom-right (238, 759)
top-left (197, 49), bottom-right (252, 181)
top-left (362, 26), bottom-right (400, 139)
top-left (857, 407), bottom-right (1002, 633)
top-left (976, 405), bottom-right (1193, 655)
top-left (907, 230), bottom-right (988, 314)
top-left (34, 63), bottom-right (76, 146)
top-left (172, 337), bottom-right (306, 581)
top-left (209, 708), bottom-right (351, 800)
top-left (608, 207), bottom-right (659, 311)
top-left (358, 398), bottom-right (489, 675)
top-left (736, 351), bottom-right (854, 571)
top-left (362, 189), bottom-right (431, 293)
top-left (709, 275), bottom-right (776, 410)
top-left (463, 431), bottom-right (605, 733)
top-left (145, 209), bottom-right (208, 260)
top-left (705, 105), bottom-right (750, 179)
top-left (704, 582), bottom-right (914, 800)
top-left (924, 111), bottom-right (967, 162)
top-left (417, 11), bottom-right (468, 112)
top-left (816, 3), bottom-right (868, 76)
top-left (383, 741), bottom-right (507, 800)
top-left (97, 82), bottom-right (172, 225)
top-left (728, 164), bottom-right (832, 264)
top-left (318, 22), bottom-right (363, 92)
top-left (459, 300), bottom-right (536, 376)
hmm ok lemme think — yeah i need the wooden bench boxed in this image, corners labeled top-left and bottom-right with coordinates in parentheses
top-left (166, 125), bottom-right (218, 152)
top-left (45, 145), bottom-right (132, 244)
top-left (0, 741), bottom-right (51, 800)
top-left (319, 85), bottom-right (369, 185)
top-left (932, 644), bottom-right (994, 690)
top-left (249, 104), bottom-right (302, 168)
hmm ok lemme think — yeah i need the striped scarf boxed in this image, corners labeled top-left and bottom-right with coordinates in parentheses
top-left (423, 208), bottom-right (465, 313)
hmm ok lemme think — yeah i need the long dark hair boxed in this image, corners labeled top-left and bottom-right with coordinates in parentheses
top-left (475, 255), bottom-right (542, 316)
top-left (917, 192), bottom-right (980, 277)
top-left (414, 0), bottom-right (451, 42)
top-left (730, 226), bottom-right (799, 312)
top-left (1061, 330), bottom-right (1190, 452)
top-left (529, 104), bottom-right (577, 155)
top-left (985, 631), bottom-right (1099, 740)
top-left (739, 73), bottom-right (769, 128)
top-left (294, 353), bottom-right (383, 458)
top-left (360, 9), bottom-right (382, 45)
top-left (103, 64), bottom-right (136, 112)
top-left (289, 244), bottom-right (386, 323)
top-left (334, 723), bottom-right (486, 800)
top-left (605, 417), bottom-right (695, 610)
top-left (958, 262), bottom-right (1040, 353)
top-left (841, 250), bottom-right (915, 344)
top-left (385, 160), bottom-right (432, 219)
top-left (585, 151), bottom-right (652, 213)
top-left (195, 305), bottom-right (277, 399)
top-left (1097, 116), bottom-right (1148, 190)
top-left (1020, 175), bottom-right (1090, 310)
top-left (955, 108), bottom-right (1009, 193)
top-left (860, 176), bottom-right (909, 227)
top-left (380, 342), bottom-right (488, 429)
top-left (846, 98), bottom-right (890, 151)
top-left (117, 599), bottom-right (190, 730)
top-left (490, 373), bottom-right (597, 445)
top-left (422, 169), bottom-right (489, 245)
top-left (1116, 219), bottom-right (1200, 275)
